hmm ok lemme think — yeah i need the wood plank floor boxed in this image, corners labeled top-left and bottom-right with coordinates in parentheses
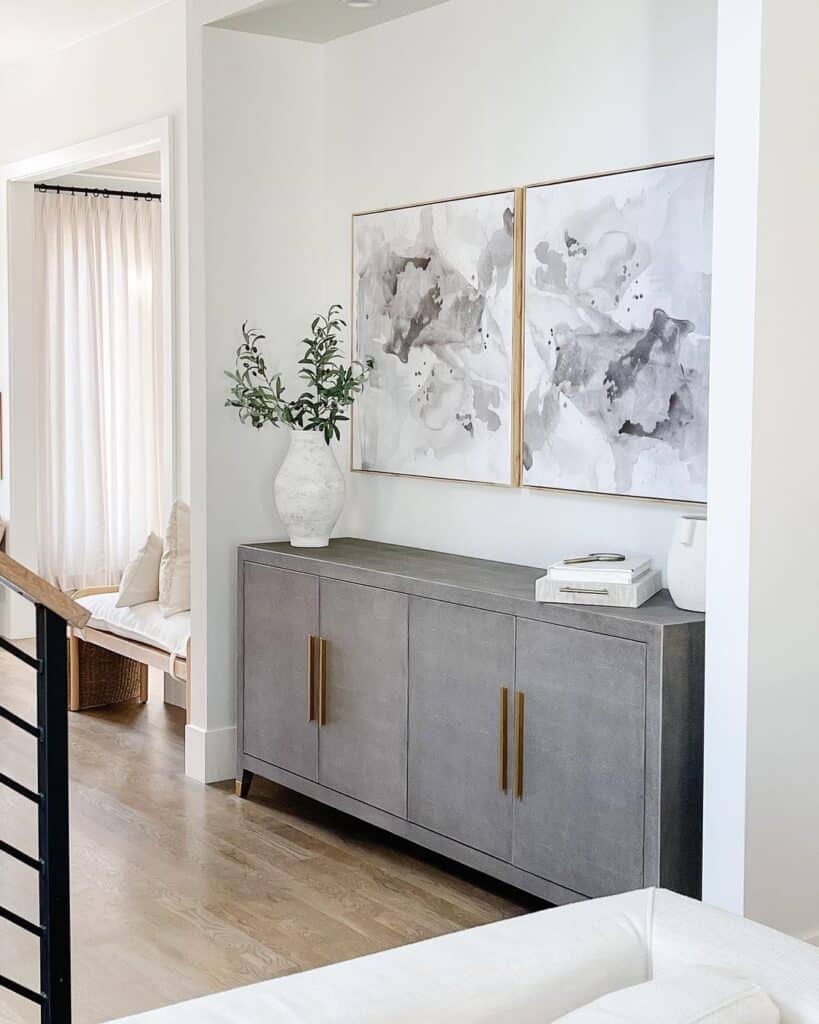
top-left (0, 649), bottom-right (538, 1023)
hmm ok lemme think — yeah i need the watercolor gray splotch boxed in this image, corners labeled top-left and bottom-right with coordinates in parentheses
top-left (353, 192), bottom-right (517, 484)
top-left (522, 161), bottom-right (714, 501)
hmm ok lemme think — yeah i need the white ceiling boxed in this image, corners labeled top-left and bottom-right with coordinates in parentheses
top-left (45, 152), bottom-right (162, 189)
top-left (0, 0), bottom-right (170, 66)
top-left (215, 0), bottom-right (452, 44)
top-left (82, 153), bottom-right (162, 181)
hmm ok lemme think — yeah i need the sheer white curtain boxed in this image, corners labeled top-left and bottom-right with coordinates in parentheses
top-left (35, 191), bottom-right (164, 590)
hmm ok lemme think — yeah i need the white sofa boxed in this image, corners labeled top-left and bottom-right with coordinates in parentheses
top-left (112, 888), bottom-right (819, 1023)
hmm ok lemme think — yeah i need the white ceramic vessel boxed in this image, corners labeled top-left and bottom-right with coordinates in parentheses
top-left (666, 514), bottom-right (707, 612)
top-left (273, 429), bottom-right (344, 547)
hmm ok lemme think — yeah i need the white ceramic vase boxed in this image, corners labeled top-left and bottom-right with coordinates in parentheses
top-left (273, 429), bottom-right (344, 547)
top-left (666, 515), bottom-right (707, 612)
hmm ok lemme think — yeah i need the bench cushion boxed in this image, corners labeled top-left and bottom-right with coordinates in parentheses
top-left (78, 592), bottom-right (190, 657)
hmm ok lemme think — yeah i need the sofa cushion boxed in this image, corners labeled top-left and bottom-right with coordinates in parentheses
top-left (159, 501), bottom-right (191, 617)
top-left (552, 967), bottom-right (780, 1023)
top-left (78, 591), bottom-right (190, 657)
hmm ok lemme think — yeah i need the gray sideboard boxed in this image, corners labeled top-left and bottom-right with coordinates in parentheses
top-left (236, 538), bottom-right (705, 906)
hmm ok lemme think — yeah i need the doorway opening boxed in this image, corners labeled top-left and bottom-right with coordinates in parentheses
top-left (1, 119), bottom-right (186, 719)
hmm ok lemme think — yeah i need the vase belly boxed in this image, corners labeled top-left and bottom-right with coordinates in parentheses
top-left (667, 515), bottom-right (707, 613)
top-left (274, 431), bottom-right (344, 548)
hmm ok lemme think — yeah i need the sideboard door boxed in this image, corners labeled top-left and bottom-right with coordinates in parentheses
top-left (408, 597), bottom-right (515, 861)
top-left (513, 620), bottom-right (646, 897)
top-left (242, 562), bottom-right (319, 780)
top-left (317, 578), bottom-right (408, 817)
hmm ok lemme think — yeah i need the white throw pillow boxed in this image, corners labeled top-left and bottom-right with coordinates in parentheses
top-left (158, 500), bottom-right (191, 617)
top-left (116, 532), bottom-right (163, 608)
top-left (552, 967), bottom-right (780, 1024)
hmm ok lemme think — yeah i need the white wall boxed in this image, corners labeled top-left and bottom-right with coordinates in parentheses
top-left (192, 0), bottom-right (717, 781)
top-left (0, 0), bottom-right (189, 639)
top-left (0, 0), bottom-right (190, 513)
top-left (0, 2), bottom-right (185, 166)
top-left (3, 184), bottom-right (37, 635)
top-left (325, 0), bottom-right (717, 570)
top-left (188, 27), bottom-right (325, 779)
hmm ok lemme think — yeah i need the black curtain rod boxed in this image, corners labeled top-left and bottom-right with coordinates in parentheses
top-left (33, 183), bottom-right (161, 201)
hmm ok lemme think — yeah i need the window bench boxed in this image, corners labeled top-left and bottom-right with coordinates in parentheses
top-left (69, 587), bottom-right (190, 719)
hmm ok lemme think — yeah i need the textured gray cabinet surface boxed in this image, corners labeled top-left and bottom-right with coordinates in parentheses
top-left (237, 538), bottom-right (705, 905)
top-left (241, 562), bottom-right (318, 781)
top-left (318, 578), bottom-right (408, 817)
top-left (408, 597), bottom-right (515, 860)
top-left (513, 619), bottom-right (646, 897)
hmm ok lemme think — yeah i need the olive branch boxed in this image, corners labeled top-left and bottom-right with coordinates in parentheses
top-left (225, 304), bottom-right (373, 444)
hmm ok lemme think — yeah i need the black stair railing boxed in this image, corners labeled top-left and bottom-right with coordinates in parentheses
top-left (0, 551), bottom-right (90, 1023)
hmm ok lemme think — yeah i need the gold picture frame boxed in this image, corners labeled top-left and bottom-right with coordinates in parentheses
top-left (350, 187), bottom-right (524, 488)
top-left (519, 156), bottom-right (714, 506)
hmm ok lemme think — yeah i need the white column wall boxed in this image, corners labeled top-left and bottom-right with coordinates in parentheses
top-left (704, 0), bottom-right (819, 939)
top-left (701, 0), bottom-right (762, 919)
top-left (186, 26), bottom-right (325, 781)
top-left (744, 0), bottom-right (819, 939)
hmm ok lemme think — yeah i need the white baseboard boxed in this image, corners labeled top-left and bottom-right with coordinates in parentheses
top-left (184, 724), bottom-right (236, 783)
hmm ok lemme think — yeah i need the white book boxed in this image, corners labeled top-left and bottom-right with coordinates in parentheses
top-left (547, 556), bottom-right (651, 585)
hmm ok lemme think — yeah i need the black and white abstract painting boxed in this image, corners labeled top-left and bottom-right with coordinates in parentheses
top-left (522, 160), bottom-right (714, 501)
top-left (352, 191), bottom-right (517, 484)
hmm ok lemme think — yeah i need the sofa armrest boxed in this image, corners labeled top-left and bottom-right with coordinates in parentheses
top-left (651, 889), bottom-right (819, 1024)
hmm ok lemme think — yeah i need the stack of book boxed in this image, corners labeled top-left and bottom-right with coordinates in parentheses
top-left (535, 555), bottom-right (661, 608)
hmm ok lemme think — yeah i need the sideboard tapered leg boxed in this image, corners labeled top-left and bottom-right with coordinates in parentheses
top-left (235, 769), bottom-right (254, 799)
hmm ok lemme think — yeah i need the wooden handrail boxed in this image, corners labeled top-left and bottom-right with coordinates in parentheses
top-left (0, 551), bottom-right (90, 628)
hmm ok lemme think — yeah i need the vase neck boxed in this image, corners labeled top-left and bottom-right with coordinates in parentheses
top-left (290, 429), bottom-right (328, 446)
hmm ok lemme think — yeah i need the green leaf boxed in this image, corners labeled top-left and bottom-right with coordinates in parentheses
top-left (225, 306), bottom-right (371, 433)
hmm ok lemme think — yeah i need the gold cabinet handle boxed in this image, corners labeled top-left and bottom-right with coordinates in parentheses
top-left (307, 636), bottom-right (316, 722)
top-left (514, 691), bottom-right (525, 799)
top-left (499, 686), bottom-right (509, 792)
top-left (318, 637), bottom-right (327, 726)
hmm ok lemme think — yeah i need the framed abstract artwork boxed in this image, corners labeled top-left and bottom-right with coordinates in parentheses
top-left (521, 158), bottom-right (714, 502)
top-left (351, 189), bottom-right (521, 486)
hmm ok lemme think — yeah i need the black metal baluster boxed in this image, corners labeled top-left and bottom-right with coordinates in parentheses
top-left (36, 604), bottom-right (72, 1024)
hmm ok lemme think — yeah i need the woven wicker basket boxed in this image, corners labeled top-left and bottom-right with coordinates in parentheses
top-left (72, 637), bottom-right (147, 710)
